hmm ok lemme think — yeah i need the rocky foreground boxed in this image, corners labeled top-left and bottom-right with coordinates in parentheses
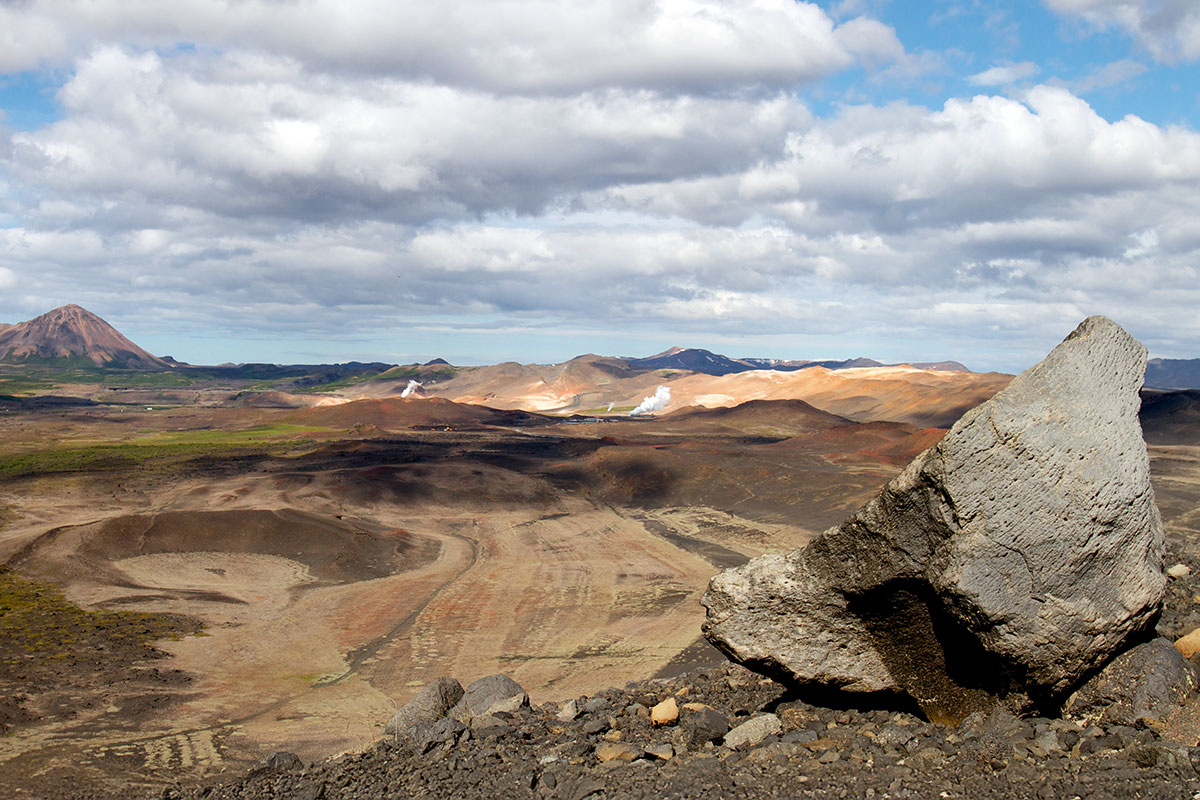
top-left (173, 656), bottom-right (1200, 800)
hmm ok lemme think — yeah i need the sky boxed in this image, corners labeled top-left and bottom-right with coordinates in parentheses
top-left (1, 0), bottom-right (1199, 372)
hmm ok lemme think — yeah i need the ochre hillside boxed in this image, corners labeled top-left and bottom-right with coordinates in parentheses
top-left (0, 305), bottom-right (169, 369)
top-left (286, 396), bottom-right (551, 430)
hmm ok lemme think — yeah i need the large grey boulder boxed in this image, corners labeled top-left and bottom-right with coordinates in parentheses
top-left (384, 677), bottom-right (464, 738)
top-left (449, 674), bottom-right (529, 722)
top-left (703, 316), bottom-right (1164, 722)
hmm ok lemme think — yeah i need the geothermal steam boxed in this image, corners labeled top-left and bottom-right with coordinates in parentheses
top-left (629, 385), bottom-right (670, 416)
top-left (401, 380), bottom-right (422, 398)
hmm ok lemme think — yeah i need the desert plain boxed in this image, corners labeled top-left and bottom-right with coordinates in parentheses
top-left (0, 350), bottom-right (1197, 798)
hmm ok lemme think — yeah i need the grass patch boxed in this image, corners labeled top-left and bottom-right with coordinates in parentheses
top-left (133, 424), bottom-right (328, 445)
top-left (579, 406), bottom-right (636, 415)
top-left (0, 568), bottom-right (202, 672)
top-left (0, 425), bottom-right (331, 478)
top-left (0, 376), bottom-right (55, 395)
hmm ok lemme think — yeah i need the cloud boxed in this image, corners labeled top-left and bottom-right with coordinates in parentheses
top-left (629, 385), bottom-right (671, 416)
top-left (1, 3), bottom-right (1200, 369)
top-left (1071, 58), bottom-right (1149, 91)
top-left (1045, 0), bottom-right (1200, 63)
top-left (7, 47), bottom-right (811, 225)
top-left (0, 0), bottom-right (904, 91)
top-left (968, 62), bottom-right (1041, 86)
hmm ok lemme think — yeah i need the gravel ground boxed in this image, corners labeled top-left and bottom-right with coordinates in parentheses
top-left (172, 662), bottom-right (1200, 800)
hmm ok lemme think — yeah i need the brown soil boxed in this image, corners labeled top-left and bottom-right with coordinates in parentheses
top-left (0, 397), bottom-right (1194, 799)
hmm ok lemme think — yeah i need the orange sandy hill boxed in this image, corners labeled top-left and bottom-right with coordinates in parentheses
top-left (361, 354), bottom-right (663, 414)
top-left (0, 304), bottom-right (169, 370)
top-left (656, 398), bottom-right (853, 437)
top-left (287, 396), bottom-right (554, 431)
top-left (660, 397), bottom-right (946, 466)
top-left (663, 365), bottom-right (1012, 428)
top-left (363, 359), bottom-right (1010, 428)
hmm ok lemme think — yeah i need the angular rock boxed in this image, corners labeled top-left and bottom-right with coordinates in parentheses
top-left (644, 743), bottom-right (674, 760)
top-left (681, 707), bottom-right (730, 748)
top-left (557, 699), bottom-right (580, 722)
top-left (1176, 628), bottom-right (1200, 659)
top-left (449, 674), bottom-right (528, 722)
top-left (594, 742), bottom-right (640, 762)
top-left (261, 751), bottom-right (303, 771)
top-left (723, 713), bottom-right (781, 749)
top-left (703, 317), bottom-right (1165, 722)
top-left (1064, 637), bottom-right (1198, 727)
top-left (385, 676), bottom-right (464, 738)
top-left (412, 716), bottom-right (466, 754)
top-left (650, 697), bottom-right (678, 726)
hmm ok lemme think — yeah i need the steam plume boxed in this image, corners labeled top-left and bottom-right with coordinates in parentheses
top-left (401, 380), bottom-right (422, 398)
top-left (629, 385), bottom-right (670, 416)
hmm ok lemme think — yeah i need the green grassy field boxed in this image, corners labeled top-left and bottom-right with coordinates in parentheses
top-left (0, 425), bottom-right (331, 478)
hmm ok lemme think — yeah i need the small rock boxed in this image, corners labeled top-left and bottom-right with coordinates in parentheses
top-left (817, 749), bottom-right (840, 764)
top-left (682, 707), bottom-right (730, 748)
top-left (681, 702), bottom-right (713, 712)
top-left (414, 717), bottom-right (466, 754)
top-left (582, 718), bottom-right (610, 735)
top-left (557, 699), bottom-right (580, 722)
top-left (594, 742), bottom-right (640, 763)
top-left (385, 677), bottom-right (465, 737)
top-left (469, 712), bottom-right (511, 731)
top-left (651, 697), bottom-right (678, 727)
top-left (602, 729), bottom-right (623, 742)
top-left (724, 713), bottom-right (782, 749)
top-left (261, 751), bottom-right (303, 771)
top-left (582, 697), bottom-right (609, 714)
top-left (1168, 564), bottom-right (1192, 579)
top-left (1176, 628), bottom-right (1200, 659)
top-left (781, 729), bottom-right (818, 745)
top-left (644, 743), bottom-right (674, 760)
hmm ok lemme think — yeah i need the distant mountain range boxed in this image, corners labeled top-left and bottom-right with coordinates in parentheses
top-left (628, 346), bottom-right (970, 376)
top-left (3, 305), bottom-right (1197, 391)
top-left (1146, 358), bottom-right (1200, 390)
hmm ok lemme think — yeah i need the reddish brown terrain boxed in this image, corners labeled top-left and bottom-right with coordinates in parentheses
top-left (0, 391), bottom-right (964, 797)
top-left (2, 307), bottom-right (1195, 799)
top-left (0, 306), bottom-right (169, 370)
top-left (353, 355), bottom-right (1012, 428)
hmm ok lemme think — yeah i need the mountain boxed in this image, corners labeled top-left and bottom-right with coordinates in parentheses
top-left (0, 305), bottom-right (169, 370)
top-left (1140, 389), bottom-right (1200, 445)
top-left (909, 360), bottom-right (970, 372)
top-left (1146, 358), bottom-right (1200, 390)
top-left (628, 347), bottom-right (754, 375)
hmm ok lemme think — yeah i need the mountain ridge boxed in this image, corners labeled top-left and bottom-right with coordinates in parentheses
top-left (0, 305), bottom-right (169, 370)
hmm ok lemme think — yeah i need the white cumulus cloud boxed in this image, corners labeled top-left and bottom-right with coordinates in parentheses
top-left (968, 62), bottom-right (1041, 86)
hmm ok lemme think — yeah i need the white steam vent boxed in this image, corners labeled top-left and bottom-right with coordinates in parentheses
top-left (629, 385), bottom-right (670, 416)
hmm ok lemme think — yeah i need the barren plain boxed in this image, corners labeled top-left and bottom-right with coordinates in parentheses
top-left (0, 390), bottom-right (1196, 799)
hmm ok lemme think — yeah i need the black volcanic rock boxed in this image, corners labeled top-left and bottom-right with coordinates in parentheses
top-left (0, 305), bottom-right (168, 369)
